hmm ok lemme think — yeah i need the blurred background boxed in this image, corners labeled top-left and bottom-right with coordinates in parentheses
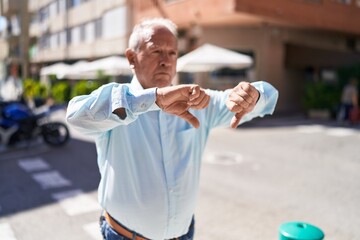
top-left (0, 0), bottom-right (360, 116)
top-left (1, 1), bottom-right (360, 240)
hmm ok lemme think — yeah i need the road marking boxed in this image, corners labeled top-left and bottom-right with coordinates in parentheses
top-left (203, 152), bottom-right (244, 165)
top-left (0, 223), bottom-right (17, 240)
top-left (326, 128), bottom-right (356, 137)
top-left (17, 157), bottom-right (51, 172)
top-left (83, 221), bottom-right (103, 240)
top-left (295, 125), bottom-right (325, 134)
top-left (51, 189), bottom-right (101, 216)
top-left (32, 171), bottom-right (72, 189)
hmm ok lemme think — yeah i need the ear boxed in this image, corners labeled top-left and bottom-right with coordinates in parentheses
top-left (125, 48), bottom-right (136, 69)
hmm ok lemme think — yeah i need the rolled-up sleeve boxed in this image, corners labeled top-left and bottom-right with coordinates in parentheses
top-left (202, 81), bottom-right (278, 129)
top-left (239, 81), bottom-right (279, 124)
top-left (66, 82), bottom-right (159, 136)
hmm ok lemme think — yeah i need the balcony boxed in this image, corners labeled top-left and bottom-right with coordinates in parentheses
top-left (234, 0), bottom-right (360, 34)
top-left (133, 0), bottom-right (360, 34)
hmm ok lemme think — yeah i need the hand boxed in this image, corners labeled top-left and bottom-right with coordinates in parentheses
top-left (226, 82), bottom-right (259, 128)
top-left (156, 84), bottom-right (210, 128)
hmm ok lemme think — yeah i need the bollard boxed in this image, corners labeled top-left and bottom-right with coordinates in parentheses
top-left (279, 222), bottom-right (325, 240)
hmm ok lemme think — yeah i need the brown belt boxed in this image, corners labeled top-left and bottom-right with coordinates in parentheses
top-left (104, 212), bottom-right (149, 240)
top-left (104, 212), bottom-right (181, 240)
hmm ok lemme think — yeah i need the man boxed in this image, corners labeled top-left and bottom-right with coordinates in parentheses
top-left (66, 18), bottom-right (278, 240)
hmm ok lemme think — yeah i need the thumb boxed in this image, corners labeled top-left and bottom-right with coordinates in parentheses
top-left (230, 112), bottom-right (245, 128)
top-left (179, 111), bottom-right (200, 128)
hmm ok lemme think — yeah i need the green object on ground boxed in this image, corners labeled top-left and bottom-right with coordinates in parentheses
top-left (279, 222), bottom-right (325, 240)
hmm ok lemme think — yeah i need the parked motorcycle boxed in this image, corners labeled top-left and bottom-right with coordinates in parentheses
top-left (0, 101), bottom-right (70, 147)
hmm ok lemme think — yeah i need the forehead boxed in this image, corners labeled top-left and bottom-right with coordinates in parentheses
top-left (142, 26), bottom-right (177, 49)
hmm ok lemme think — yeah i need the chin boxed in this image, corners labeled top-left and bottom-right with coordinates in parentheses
top-left (154, 79), bottom-right (172, 88)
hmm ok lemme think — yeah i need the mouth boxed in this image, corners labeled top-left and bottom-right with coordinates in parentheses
top-left (156, 72), bottom-right (171, 76)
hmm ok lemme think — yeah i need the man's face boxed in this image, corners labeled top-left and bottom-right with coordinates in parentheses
top-left (127, 26), bottom-right (178, 89)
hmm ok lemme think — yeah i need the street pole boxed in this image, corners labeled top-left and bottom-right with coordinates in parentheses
top-left (20, 0), bottom-right (29, 80)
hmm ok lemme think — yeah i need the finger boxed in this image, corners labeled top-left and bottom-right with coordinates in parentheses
top-left (188, 91), bottom-right (209, 107)
top-left (240, 83), bottom-right (259, 100)
top-left (189, 93), bottom-right (210, 110)
top-left (230, 112), bottom-right (246, 128)
top-left (226, 99), bottom-right (244, 113)
top-left (189, 85), bottom-right (201, 101)
top-left (229, 89), bottom-right (253, 107)
top-left (229, 94), bottom-right (250, 110)
top-left (179, 111), bottom-right (200, 128)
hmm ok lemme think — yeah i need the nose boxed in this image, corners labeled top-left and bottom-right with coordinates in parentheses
top-left (159, 53), bottom-right (172, 67)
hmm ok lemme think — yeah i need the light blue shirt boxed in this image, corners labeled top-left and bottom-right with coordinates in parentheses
top-left (66, 77), bottom-right (278, 240)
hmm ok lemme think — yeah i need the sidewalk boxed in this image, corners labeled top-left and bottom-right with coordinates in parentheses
top-left (239, 113), bottom-right (360, 130)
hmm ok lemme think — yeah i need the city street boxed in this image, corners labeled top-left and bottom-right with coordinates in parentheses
top-left (0, 112), bottom-right (360, 240)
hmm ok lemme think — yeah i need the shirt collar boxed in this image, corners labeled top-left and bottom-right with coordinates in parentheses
top-left (130, 76), bottom-right (144, 90)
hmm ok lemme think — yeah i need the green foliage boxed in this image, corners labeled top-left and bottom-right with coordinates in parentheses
top-left (303, 64), bottom-right (360, 112)
top-left (337, 65), bottom-right (360, 105)
top-left (23, 78), bottom-right (48, 99)
top-left (71, 80), bottom-right (102, 98)
top-left (303, 81), bottom-right (340, 110)
top-left (337, 65), bottom-right (360, 88)
top-left (51, 81), bottom-right (71, 103)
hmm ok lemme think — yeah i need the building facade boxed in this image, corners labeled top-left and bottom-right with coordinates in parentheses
top-left (28, 0), bottom-right (131, 63)
top-left (1, 0), bottom-right (360, 113)
top-left (0, 0), bottom-right (132, 80)
top-left (133, 0), bottom-right (360, 113)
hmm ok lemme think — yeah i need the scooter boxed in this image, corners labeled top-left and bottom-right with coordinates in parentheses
top-left (0, 101), bottom-right (70, 147)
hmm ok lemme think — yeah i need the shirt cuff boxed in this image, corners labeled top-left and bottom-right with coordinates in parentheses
top-left (251, 81), bottom-right (278, 116)
top-left (128, 87), bottom-right (160, 113)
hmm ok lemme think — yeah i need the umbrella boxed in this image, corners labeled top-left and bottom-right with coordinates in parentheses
top-left (177, 43), bottom-right (253, 72)
top-left (61, 60), bottom-right (93, 79)
top-left (83, 56), bottom-right (132, 76)
top-left (40, 63), bottom-right (71, 79)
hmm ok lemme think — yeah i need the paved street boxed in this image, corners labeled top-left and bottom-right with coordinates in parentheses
top-left (1, 111), bottom-right (360, 240)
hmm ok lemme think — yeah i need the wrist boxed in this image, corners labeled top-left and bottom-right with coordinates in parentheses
top-left (155, 87), bottom-right (164, 110)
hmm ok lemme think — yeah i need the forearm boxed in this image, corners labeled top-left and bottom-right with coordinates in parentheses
top-left (66, 83), bottom-right (159, 135)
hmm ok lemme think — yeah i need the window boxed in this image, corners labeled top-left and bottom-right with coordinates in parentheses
top-left (10, 15), bottom-right (20, 36)
top-left (39, 5), bottom-right (49, 22)
top-left (59, 30), bottom-right (67, 47)
top-left (71, 26), bottom-right (81, 45)
top-left (30, 13), bottom-right (39, 25)
top-left (102, 6), bottom-right (128, 39)
top-left (39, 34), bottom-right (50, 49)
top-left (58, 0), bottom-right (67, 13)
top-left (50, 33), bottom-right (58, 49)
top-left (85, 22), bottom-right (95, 43)
top-left (95, 18), bottom-right (102, 39)
top-left (49, 1), bottom-right (58, 18)
top-left (80, 24), bottom-right (86, 42)
top-left (66, 28), bottom-right (72, 45)
top-left (69, 0), bottom-right (81, 8)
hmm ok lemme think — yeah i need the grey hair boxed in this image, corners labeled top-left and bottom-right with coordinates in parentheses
top-left (128, 18), bottom-right (178, 52)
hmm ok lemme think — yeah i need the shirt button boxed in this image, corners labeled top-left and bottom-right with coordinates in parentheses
top-left (140, 103), bottom-right (147, 109)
